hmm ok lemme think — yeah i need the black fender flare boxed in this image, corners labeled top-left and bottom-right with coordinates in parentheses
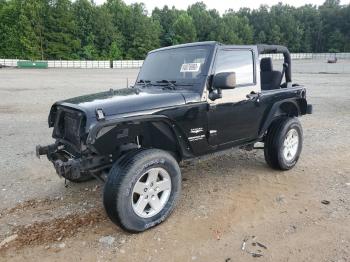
top-left (86, 114), bottom-right (192, 160)
top-left (258, 98), bottom-right (303, 137)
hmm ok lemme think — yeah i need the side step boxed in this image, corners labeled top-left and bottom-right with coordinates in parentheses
top-left (240, 142), bottom-right (264, 151)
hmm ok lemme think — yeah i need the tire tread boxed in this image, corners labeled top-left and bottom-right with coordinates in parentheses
top-left (264, 117), bottom-right (302, 170)
top-left (103, 148), bottom-right (181, 232)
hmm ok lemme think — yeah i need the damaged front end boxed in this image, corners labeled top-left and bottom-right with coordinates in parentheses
top-left (36, 105), bottom-right (113, 181)
top-left (36, 143), bottom-right (82, 180)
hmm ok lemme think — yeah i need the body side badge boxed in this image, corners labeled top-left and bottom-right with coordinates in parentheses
top-left (190, 128), bottom-right (204, 134)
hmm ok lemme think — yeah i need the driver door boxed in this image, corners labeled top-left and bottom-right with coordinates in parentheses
top-left (207, 47), bottom-right (263, 147)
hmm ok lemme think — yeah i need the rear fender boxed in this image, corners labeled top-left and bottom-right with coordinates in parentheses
top-left (297, 98), bottom-right (309, 115)
top-left (259, 98), bottom-right (305, 137)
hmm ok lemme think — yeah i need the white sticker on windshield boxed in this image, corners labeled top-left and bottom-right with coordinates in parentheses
top-left (180, 63), bottom-right (201, 72)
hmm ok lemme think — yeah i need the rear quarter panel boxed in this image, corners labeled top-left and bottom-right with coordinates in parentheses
top-left (258, 86), bottom-right (307, 136)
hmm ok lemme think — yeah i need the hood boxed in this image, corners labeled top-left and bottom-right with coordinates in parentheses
top-left (56, 88), bottom-right (199, 118)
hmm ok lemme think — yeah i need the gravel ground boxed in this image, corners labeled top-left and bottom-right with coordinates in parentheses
top-left (0, 60), bottom-right (349, 262)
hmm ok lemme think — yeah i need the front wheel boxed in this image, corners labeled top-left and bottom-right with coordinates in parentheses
top-left (103, 149), bottom-right (181, 232)
top-left (264, 117), bottom-right (303, 170)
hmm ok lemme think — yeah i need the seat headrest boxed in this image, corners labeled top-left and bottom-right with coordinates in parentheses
top-left (260, 57), bottom-right (273, 72)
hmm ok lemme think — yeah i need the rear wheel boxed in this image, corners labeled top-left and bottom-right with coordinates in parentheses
top-left (264, 117), bottom-right (303, 170)
top-left (103, 149), bottom-right (181, 232)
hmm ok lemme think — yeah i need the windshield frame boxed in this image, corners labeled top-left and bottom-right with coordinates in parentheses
top-left (135, 43), bottom-right (216, 93)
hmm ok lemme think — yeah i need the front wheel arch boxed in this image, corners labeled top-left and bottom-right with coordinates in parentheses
top-left (88, 116), bottom-right (193, 162)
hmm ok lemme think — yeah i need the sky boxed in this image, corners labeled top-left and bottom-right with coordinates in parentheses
top-left (94, 0), bottom-right (348, 14)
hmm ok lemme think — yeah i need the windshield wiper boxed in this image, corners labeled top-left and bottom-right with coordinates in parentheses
top-left (136, 79), bottom-right (152, 87)
top-left (156, 80), bottom-right (177, 90)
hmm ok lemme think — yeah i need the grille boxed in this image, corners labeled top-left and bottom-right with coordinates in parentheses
top-left (64, 113), bottom-right (80, 145)
top-left (54, 108), bottom-right (83, 147)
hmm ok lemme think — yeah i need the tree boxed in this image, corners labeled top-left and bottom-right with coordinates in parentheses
top-left (43, 0), bottom-right (80, 59)
top-left (295, 5), bottom-right (322, 52)
top-left (257, 31), bottom-right (267, 43)
top-left (152, 6), bottom-right (181, 46)
top-left (73, 0), bottom-right (95, 46)
top-left (123, 3), bottom-right (161, 59)
top-left (0, 0), bottom-right (42, 59)
top-left (187, 2), bottom-right (219, 41)
top-left (328, 29), bottom-right (346, 52)
top-left (95, 8), bottom-right (122, 59)
top-left (320, 0), bottom-right (346, 52)
top-left (81, 33), bottom-right (98, 59)
top-left (173, 13), bottom-right (197, 44)
top-left (215, 12), bottom-right (253, 45)
top-left (105, 1), bottom-right (160, 59)
top-left (109, 41), bottom-right (122, 60)
top-left (1, 0), bottom-right (350, 59)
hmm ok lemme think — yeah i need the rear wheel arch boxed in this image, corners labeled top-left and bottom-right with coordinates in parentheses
top-left (279, 101), bottom-right (300, 117)
top-left (259, 100), bottom-right (301, 137)
top-left (296, 98), bottom-right (308, 115)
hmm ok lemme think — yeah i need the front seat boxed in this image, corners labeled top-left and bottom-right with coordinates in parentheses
top-left (260, 57), bottom-right (282, 91)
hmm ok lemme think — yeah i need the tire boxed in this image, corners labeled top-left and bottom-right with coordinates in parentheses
top-left (264, 117), bottom-right (303, 170)
top-left (103, 149), bottom-right (181, 233)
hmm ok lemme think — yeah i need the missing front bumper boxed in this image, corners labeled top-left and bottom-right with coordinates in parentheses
top-left (36, 142), bottom-right (112, 181)
top-left (36, 143), bottom-right (81, 179)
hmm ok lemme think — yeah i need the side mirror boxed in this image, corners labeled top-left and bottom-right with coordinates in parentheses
top-left (213, 72), bottom-right (236, 90)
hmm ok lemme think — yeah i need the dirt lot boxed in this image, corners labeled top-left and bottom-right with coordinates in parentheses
top-left (0, 60), bottom-right (349, 262)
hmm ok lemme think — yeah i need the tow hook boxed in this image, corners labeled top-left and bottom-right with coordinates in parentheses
top-left (36, 144), bottom-right (57, 159)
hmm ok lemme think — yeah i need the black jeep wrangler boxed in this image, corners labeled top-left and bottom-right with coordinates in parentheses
top-left (37, 42), bottom-right (312, 232)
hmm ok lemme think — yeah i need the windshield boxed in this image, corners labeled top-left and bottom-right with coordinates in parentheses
top-left (136, 46), bottom-right (212, 86)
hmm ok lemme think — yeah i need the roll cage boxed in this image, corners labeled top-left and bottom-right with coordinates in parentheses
top-left (257, 44), bottom-right (292, 84)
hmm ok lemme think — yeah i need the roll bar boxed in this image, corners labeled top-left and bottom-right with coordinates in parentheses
top-left (257, 45), bottom-right (292, 83)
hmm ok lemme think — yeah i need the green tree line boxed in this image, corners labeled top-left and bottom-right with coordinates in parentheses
top-left (0, 0), bottom-right (349, 60)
